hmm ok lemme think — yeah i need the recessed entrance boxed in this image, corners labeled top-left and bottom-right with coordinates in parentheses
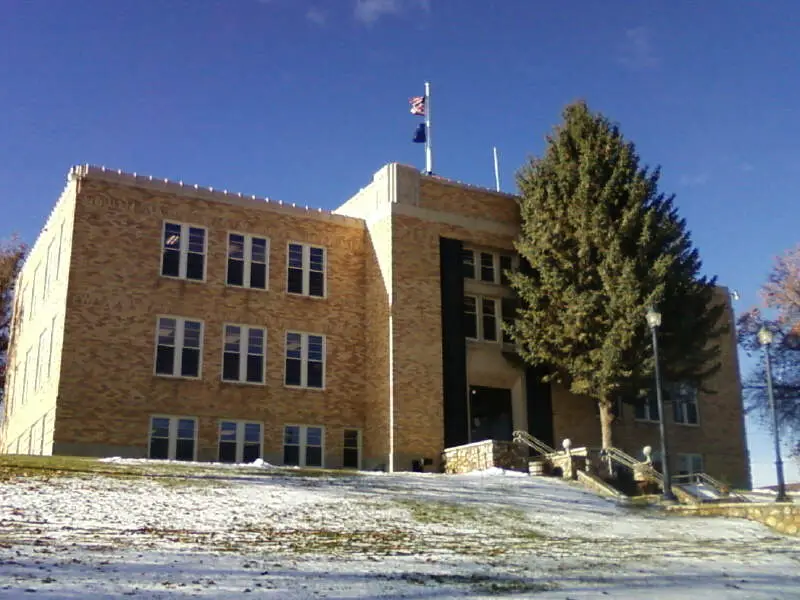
top-left (469, 385), bottom-right (513, 442)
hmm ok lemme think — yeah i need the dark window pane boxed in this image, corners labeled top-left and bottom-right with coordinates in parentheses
top-left (501, 298), bottom-right (515, 343)
top-left (306, 427), bottom-right (323, 446)
top-left (218, 441), bottom-right (237, 463)
top-left (309, 271), bottom-right (324, 297)
top-left (673, 399), bottom-right (682, 423)
top-left (242, 443), bottom-right (260, 463)
top-left (343, 448), bottom-right (359, 469)
top-left (480, 252), bottom-right (495, 282)
top-left (251, 238), bottom-right (267, 263)
top-left (305, 446), bottom-right (322, 467)
top-left (219, 422), bottom-right (237, 441)
top-left (177, 419), bottom-right (195, 439)
top-left (228, 234), bottom-right (245, 259)
top-left (285, 359), bottom-right (302, 386)
top-left (464, 313), bottom-right (478, 339)
top-left (223, 353), bottom-right (240, 381)
top-left (164, 223), bottom-right (181, 248)
top-left (344, 430), bottom-right (359, 448)
top-left (287, 268), bottom-right (303, 294)
top-left (149, 438), bottom-right (169, 460)
top-left (246, 355), bottom-right (263, 383)
top-left (500, 255), bottom-right (513, 285)
top-left (483, 315), bottom-right (497, 341)
top-left (307, 362), bottom-right (323, 388)
top-left (227, 259), bottom-right (244, 286)
top-left (151, 417), bottom-right (170, 438)
top-left (188, 227), bottom-right (205, 254)
top-left (250, 263), bottom-right (267, 289)
top-left (175, 439), bottom-right (195, 461)
top-left (687, 402), bottom-right (698, 424)
top-left (635, 402), bottom-right (646, 420)
top-left (156, 346), bottom-right (175, 375)
top-left (288, 244), bottom-right (303, 268)
top-left (181, 348), bottom-right (200, 377)
top-left (162, 250), bottom-right (180, 277)
top-left (244, 424), bottom-right (261, 443)
top-left (284, 426), bottom-right (300, 445)
top-left (186, 253), bottom-right (204, 280)
top-left (649, 395), bottom-right (660, 421)
top-left (283, 445), bottom-right (300, 466)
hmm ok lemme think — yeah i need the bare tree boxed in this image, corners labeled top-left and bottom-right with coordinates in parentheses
top-left (0, 236), bottom-right (27, 405)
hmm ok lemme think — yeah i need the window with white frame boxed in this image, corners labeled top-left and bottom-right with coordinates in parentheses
top-left (227, 233), bottom-right (268, 289)
top-left (31, 265), bottom-right (41, 316)
top-left (149, 416), bottom-right (197, 461)
top-left (634, 392), bottom-right (660, 422)
top-left (670, 382), bottom-right (699, 425)
top-left (44, 239), bottom-right (53, 296)
top-left (222, 324), bottom-right (266, 384)
top-left (47, 316), bottom-right (56, 380)
top-left (35, 329), bottom-right (47, 391)
top-left (343, 428), bottom-right (361, 469)
top-left (285, 332), bottom-right (325, 388)
top-left (287, 243), bottom-right (325, 297)
top-left (677, 453), bottom-right (704, 476)
top-left (218, 421), bottom-right (262, 463)
top-left (22, 350), bottom-right (31, 405)
top-left (461, 249), bottom-right (516, 285)
top-left (463, 295), bottom-right (499, 342)
top-left (283, 425), bottom-right (324, 467)
top-left (154, 317), bottom-right (203, 378)
top-left (161, 222), bottom-right (206, 281)
top-left (56, 222), bottom-right (65, 281)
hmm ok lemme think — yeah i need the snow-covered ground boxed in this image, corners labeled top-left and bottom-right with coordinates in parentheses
top-left (1, 459), bottom-right (798, 599)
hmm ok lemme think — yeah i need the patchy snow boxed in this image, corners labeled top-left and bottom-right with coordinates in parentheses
top-left (1, 459), bottom-right (798, 598)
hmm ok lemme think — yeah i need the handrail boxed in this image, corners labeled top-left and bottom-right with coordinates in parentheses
top-left (512, 430), bottom-right (556, 456)
top-left (604, 446), bottom-right (663, 483)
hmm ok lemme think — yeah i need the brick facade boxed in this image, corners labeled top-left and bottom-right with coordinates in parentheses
top-left (0, 163), bottom-right (751, 488)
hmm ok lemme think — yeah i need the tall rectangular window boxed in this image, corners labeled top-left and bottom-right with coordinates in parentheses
top-left (35, 329), bottom-right (47, 391)
top-left (222, 324), bottom-right (266, 384)
top-left (149, 416), bottom-right (197, 461)
top-left (499, 254), bottom-right (513, 286)
top-left (154, 317), bottom-right (203, 378)
top-left (635, 392), bottom-right (660, 422)
top-left (501, 297), bottom-right (515, 344)
top-left (672, 382), bottom-right (699, 425)
top-left (44, 239), bottom-right (54, 296)
top-left (218, 421), bottom-right (262, 463)
top-left (55, 222), bottom-right (65, 282)
top-left (161, 222), bottom-right (206, 281)
top-left (480, 252), bottom-right (495, 282)
top-left (285, 332), bottom-right (325, 389)
top-left (343, 429), bottom-right (361, 469)
top-left (227, 233), bottom-right (269, 289)
top-left (283, 425), bottom-right (324, 467)
top-left (461, 249), bottom-right (475, 279)
top-left (22, 350), bottom-right (31, 405)
top-left (463, 295), bottom-right (499, 342)
top-left (47, 316), bottom-right (56, 380)
top-left (286, 243), bottom-right (326, 297)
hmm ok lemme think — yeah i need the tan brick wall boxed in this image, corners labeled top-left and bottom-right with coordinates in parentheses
top-left (419, 177), bottom-right (520, 226)
top-left (52, 175), bottom-right (369, 467)
top-left (2, 176), bottom-right (76, 454)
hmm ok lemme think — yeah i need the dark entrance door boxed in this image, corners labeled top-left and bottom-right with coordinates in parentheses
top-left (469, 386), bottom-right (513, 442)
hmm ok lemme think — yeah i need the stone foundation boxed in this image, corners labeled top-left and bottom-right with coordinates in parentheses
top-left (667, 502), bottom-right (799, 536)
top-left (442, 440), bottom-right (527, 474)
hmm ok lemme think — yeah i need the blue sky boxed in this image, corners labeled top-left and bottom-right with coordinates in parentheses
top-left (1, 0), bottom-right (797, 486)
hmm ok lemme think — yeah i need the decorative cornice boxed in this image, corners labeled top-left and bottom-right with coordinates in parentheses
top-left (68, 164), bottom-right (365, 228)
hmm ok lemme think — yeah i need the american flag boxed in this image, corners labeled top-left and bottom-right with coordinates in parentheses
top-left (409, 96), bottom-right (426, 116)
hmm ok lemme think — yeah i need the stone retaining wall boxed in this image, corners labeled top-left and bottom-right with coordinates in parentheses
top-left (667, 502), bottom-right (799, 536)
top-left (442, 440), bottom-right (527, 474)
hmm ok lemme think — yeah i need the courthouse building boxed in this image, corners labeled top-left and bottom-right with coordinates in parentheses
top-left (0, 162), bottom-right (751, 487)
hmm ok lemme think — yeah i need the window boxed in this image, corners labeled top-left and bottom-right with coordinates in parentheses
top-left (463, 295), bottom-right (500, 342)
top-left (283, 425), bottom-right (324, 467)
top-left (343, 429), bottom-right (361, 469)
top-left (222, 324), bottom-right (266, 384)
top-left (461, 249), bottom-right (516, 285)
top-left (461, 248), bottom-right (475, 279)
top-left (161, 222), bottom-right (206, 281)
top-left (287, 243), bottom-right (326, 297)
top-left (634, 392), bottom-right (660, 422)
top-left (154, 317), bottom-right (203, 378)
top-left (31, 265), bottom-right (41, 316)
top-left (227, 233), bottom-right (268, 289)
top-left (35, 330), bottom-right (47, 391)
top-left (21, 350), bottom-right (31, 405)
top-left (677, 453), bottom-right (704, 476)
top-left (501, 298), bottom-right (515, 344)
top-left (671, 382), bottom-right (699, 425)
top-left (47, 316), bottom-right (56, 380)
top-left (218, 421), bottom-right (262, 463)
top-left (56, 221), bottom-right (65, 281)
top-left (149, 416), bottom-right (197, 461)
top-left (284, 332), bottom-right (325, 389)
top-left (44, 239), bottom-right (54, 296)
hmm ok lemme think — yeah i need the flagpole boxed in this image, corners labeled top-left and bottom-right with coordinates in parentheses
top-left (424, 81), bottom-right (432, 174)
top-left (493, 146), bottom-right (500, 192)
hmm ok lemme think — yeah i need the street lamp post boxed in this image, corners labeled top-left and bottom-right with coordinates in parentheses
top-left (757, 327), bottom-right (789, 503)
top-left (646, 306), bottom-right (676, 502)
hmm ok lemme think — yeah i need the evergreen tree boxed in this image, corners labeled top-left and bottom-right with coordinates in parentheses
top-left (507, 101), bottom-right (725, 450)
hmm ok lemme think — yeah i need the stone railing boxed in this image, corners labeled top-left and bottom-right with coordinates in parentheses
top-left (666, 502), bottom-right (799, 536)
top-left (442, 439), bottom-right (527, 474)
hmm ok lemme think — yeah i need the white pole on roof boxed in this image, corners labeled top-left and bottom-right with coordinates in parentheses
top-left (424, 81), bottom-right (433, 175)
top-left (493, 146), bottom-right (501, 192)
